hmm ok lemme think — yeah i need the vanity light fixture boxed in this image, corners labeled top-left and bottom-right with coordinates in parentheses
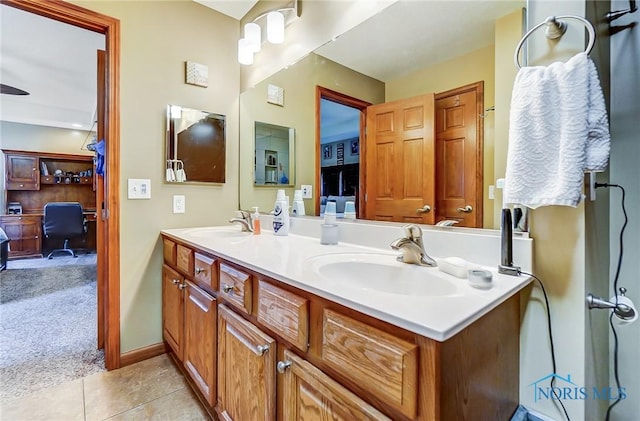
top-left (237, 0), bottom-right (299, 65)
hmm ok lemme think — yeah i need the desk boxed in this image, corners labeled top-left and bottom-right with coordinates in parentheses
top-left (0, 211), bottom-right (97, 259)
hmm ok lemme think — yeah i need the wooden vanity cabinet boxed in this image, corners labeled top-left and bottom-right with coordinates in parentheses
top-left (217, 304), bottom-right (276, 421)
top-left (161, 235), bottom-right (520, 421)
top-left (162, 240), bottom-right (218, 408)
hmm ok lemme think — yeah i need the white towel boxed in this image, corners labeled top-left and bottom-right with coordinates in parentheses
top-left (504, 52), bottom-right (610, 208)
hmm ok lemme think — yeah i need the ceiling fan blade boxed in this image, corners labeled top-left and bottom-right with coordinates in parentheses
top-left (0, 84), bottom-right (30, 95)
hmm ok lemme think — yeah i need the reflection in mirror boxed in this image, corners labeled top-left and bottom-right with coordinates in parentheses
top-left (254, 122), bottom-right (295, 186)
top-left (239, 0), bottom-right (526, 230)
top-left (166, 104), bottom-right (226, 184)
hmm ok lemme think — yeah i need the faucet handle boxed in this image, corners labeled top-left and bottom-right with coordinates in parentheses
top-left (236, 210), bottom-right (251, 219)
top-left (403, 224), bottom-right (423, 240)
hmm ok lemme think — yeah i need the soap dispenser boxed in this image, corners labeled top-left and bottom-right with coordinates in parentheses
top-left (273, 190), bottom-right (290, 236)
top-left (291, 190), bottom-right (305, 216)
top-left (251, 207), bottom-right (261, 235)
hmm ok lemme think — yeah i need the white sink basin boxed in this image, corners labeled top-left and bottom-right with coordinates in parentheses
top-left (182, 226), bottom-right (252, 239)
top-left (306, 253), bottom-right (459, 297)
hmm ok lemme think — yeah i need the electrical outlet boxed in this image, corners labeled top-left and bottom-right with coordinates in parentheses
top-left (173, 195), bottom-right (185, 214)
top-left (301, 184), bottom-right (312, 199)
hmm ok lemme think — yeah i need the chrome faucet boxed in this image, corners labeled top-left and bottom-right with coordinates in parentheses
top-left (390, 224), bottom-right (437, 267)
top-left (229, 210), bottom-right (254, 232)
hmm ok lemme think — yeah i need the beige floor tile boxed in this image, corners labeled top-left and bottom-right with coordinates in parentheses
top-left (104, 388), bottom-right (208, 420)
top-left (83, 354), bottom-right (188, 421)
top-left (0, 378), bottom-right (84, 421)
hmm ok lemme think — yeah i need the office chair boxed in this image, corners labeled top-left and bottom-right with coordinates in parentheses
top-left (42, 202), bottom-right (87, 259)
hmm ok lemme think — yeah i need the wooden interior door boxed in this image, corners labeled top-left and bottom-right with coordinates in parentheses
top-left (364, 94), bottom-right (435, 223)
top-left (434, 82), bottom-right (483, 227)
top-left (96, 49), bottom-right (106, 350)
top-left (217, 304), bottom-right (276, 421)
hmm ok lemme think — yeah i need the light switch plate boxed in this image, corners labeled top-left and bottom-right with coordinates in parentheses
top-left (301, 184), bottom-right (312, 199)
top-left (173, 195), bottom-right (186, 214)
top-left (127, 179), bottom-right (151, 199)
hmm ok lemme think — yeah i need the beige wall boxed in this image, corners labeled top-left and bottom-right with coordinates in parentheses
top-left (519, 1), bottom-right (590, 420)
top-left (494, 9), bottom-right (524, 227)
top-left (239, 53), bottom-right (385, 213)
top-left (0, 122), bottom-right (94, 211)
top-left (72, 0), bottom-right (240, 353)
top-left (386, 45), bottom-right (497, 229)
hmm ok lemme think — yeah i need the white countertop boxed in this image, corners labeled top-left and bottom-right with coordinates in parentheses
top-left (161, 225), bottom-right (532, 342)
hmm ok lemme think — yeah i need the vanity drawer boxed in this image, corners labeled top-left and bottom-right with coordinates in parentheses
top-left (321, 309), bottom-right (418, 419)
top-left (257, 280), bottom-right (309, 351)
top-left (194, 252), bottom-right (218, 292)
top-left (219, 263), bottom-right (252, 314)
top-left (163, 238), bottom-right (176, 267)
top-left (176, 244), bottom-right (194, 276)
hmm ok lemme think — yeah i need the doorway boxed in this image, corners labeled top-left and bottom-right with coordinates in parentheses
top-left (315, 87), bottom-right (370, 217)
top-left (4, 0), bottom-right (121, 370)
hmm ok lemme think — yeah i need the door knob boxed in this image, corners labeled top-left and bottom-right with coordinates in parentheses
top-left (256, 344), bottom-right (270, 355)
top-left (457, 205), bottom-right (473, 213)
top-left (416, 205), bottom-right (431, 213)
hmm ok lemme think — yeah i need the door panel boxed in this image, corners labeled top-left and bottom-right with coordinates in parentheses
top-left (184, 281), bottom-right (216, 406)
top-left (435, 84), bottom-right (483, 228)
top-left (217, 304), bottom-right (276, 421)
top-left (365, 94), bottom-right (435, 223)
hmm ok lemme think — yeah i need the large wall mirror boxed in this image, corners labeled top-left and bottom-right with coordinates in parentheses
top-left (166, 104), bottom-right (226, 184)
top-left (239, 0), bottom-right (526, 230)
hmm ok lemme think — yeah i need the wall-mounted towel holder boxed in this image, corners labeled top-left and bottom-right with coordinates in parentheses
top-left (514, 15), bottom-right (596, 69)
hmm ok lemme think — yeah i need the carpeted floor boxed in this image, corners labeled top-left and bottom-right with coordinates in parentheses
top-left (0, 257), bottom-right (105, 401)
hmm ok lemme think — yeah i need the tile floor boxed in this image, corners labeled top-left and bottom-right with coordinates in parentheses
top-left (0, 354), bottom-right (209, 420)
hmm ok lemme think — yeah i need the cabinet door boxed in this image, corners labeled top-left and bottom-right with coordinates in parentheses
top-left (162, 264), bottom-right (184, 359)
top-left (0, 216), bottom-right (42, 258)
top-left (6, 154), bottom-right (39, 190)
top-left (280, 349), bottom-right (391, 421)
top-left (217, 304), bottom-right (276, 421)
top-left (184, 281), bottom-right (217, 407)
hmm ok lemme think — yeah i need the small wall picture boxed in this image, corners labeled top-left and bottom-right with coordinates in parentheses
top-left (350, 139), bottom-right (359, 155)
top-left (185, 61), bottom-right (208, 88)
top-left (323, 145), bottom-right (333, 159)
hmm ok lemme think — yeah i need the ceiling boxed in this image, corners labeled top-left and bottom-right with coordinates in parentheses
top-left (315, 0), bottom-right (523, 82)
top-left (0, 4), bottom-right (104, 132)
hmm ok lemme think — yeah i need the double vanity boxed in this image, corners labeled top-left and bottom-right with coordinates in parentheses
top-left (161, 217), bottom-right (532, 420)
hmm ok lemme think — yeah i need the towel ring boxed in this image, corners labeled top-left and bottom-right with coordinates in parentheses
top-left (514, 15), bottom-right (596, 69)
